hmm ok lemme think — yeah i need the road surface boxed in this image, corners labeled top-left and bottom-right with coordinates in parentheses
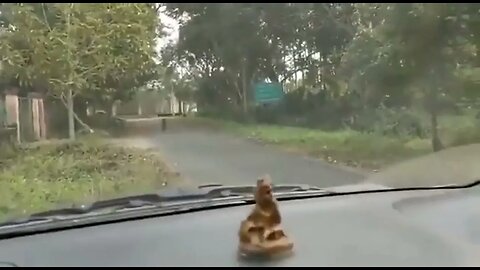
top-left (117, 118), bottom-right (480, 189)
top-left (127, 119), bottom-right (367, 188)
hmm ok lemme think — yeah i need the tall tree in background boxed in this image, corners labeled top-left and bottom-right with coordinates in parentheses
top-left (340, 4), bottom-right (478, 151)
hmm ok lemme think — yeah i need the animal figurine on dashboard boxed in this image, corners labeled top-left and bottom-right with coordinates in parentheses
top-left (247, 175), bottom-right (281, 226)
top-left (238, 174), bottom-right (294, 258)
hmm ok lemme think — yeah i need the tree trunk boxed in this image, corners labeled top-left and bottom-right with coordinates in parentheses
top-left (430, 108), bottom-right (444, 152)
top-left (66, 3), bottom-right (76, 140)
top-left (428, 85), bottom-right (444, 152)
top-left (427, 68), bottom-right (445, 152)
top-left (72, 109), bottom-right (94, 134)
top-left (61, 96), bottom-right (94, 134)
top-left (241, 59), bottom-right (248, 118)
top-left (67, 88), bottom-right (75, 140)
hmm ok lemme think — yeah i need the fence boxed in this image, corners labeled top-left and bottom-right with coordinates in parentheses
top-left (3, 94), bottom-right (48, 143)
top-left (3, 89), bottom-right (187, 144)
top-left (0, 98), bottom-right (6, 127)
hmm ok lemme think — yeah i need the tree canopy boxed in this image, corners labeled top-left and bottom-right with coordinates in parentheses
top-left (0, 3), bottom-right (161, 138)
top-left (162, 3), bottom-right (480, 150)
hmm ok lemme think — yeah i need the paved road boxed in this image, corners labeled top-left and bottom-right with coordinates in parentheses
top-left (136, 120), bottom-right (367, 188)
top-left (118, 118), bottom-right (480, 189)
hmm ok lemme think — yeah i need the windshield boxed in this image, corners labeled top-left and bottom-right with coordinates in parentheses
top-left (0, 3), bottom-right (479, 224)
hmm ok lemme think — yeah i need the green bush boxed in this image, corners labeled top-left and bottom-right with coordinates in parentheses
top-left (352, 107), bottom-right (429, 138)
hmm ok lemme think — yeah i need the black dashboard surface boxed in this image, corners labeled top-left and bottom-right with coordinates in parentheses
top-left (0, 186), bottom-right (480, 266)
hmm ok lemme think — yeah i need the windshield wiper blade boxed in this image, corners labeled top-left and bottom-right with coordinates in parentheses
top-left (0, 216), bottom-right (57, 227)
top-left (201, 184), bottom-right (332, 198)
top-left (0, 194), bottom-right (164, 226)
top-left (0, 188), bottom-right (235, 226)
top-left (0, 184), bottom-right (330, 227)
top-left (86, 184), bottom-right (331, 206)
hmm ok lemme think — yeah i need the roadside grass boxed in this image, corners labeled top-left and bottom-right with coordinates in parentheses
top-left (0, 135), bottom-right (181, 222)
top-left (190, 115), bottom-right (480, 171)
top-left (439, 112), bottom-right (480, 147)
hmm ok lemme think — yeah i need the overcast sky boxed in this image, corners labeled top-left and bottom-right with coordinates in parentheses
top-left (156, 8), bottom-right (179, 52)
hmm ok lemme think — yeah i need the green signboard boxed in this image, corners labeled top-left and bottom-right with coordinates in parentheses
top-left (253, 82), bottom-right (284, 105)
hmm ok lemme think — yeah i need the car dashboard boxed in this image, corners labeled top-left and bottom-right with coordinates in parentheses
top-left (0, 184), bottom-right (480, 266)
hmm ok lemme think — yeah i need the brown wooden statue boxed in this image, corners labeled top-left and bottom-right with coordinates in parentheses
top-left (238, 174), bottom-right (294, 257)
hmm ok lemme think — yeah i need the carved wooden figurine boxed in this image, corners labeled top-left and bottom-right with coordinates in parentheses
top-left (238, 175), bottom-right (294, 257)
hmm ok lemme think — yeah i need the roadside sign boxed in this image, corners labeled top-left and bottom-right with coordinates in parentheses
top-left (253, 82), bottom-right (284, 105)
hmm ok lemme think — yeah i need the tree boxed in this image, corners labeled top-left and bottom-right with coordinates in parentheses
top-left (0, 3), bottom-right (159, 139)
top-left (163, 3), bottom-right (359, 118)
top-left (162, 3), bottom-right (479, 150)
top-left (338, 3), bottom-right (478, 150)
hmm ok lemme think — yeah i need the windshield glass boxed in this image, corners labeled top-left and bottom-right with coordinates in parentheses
top-left (0, 3), bottom-right (479, 224)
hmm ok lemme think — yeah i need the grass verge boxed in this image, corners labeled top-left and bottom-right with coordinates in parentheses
top-left (0, 135), bottom-right (181, 222)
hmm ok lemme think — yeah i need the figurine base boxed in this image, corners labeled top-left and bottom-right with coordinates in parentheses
top-left (238, 238), bottom-right (294, 257)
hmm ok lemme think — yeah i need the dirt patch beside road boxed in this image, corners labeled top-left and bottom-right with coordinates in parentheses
top-left (364, 143), bottom-right (480, 188)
